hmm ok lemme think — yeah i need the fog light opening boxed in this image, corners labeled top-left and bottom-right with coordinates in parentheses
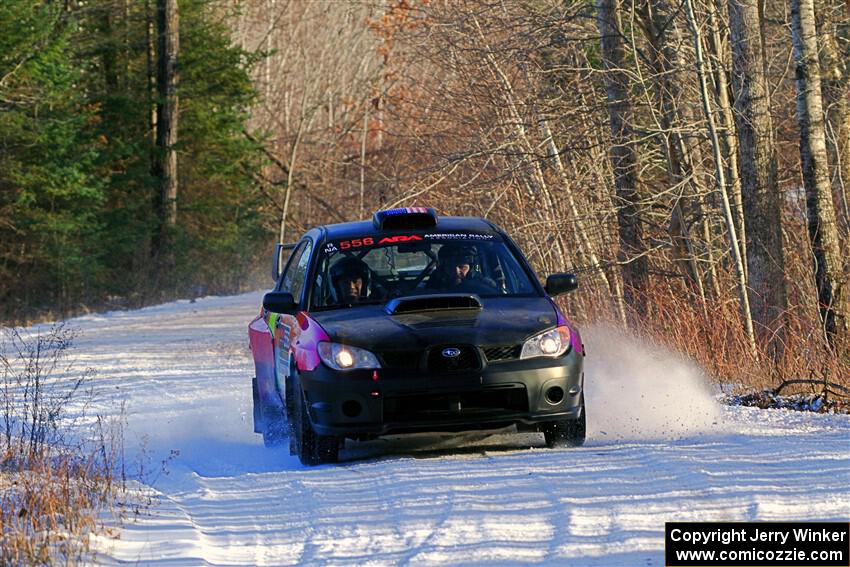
top-left (545, 386), bottom-right (565, 405)
top-left (341, 400), bottom-right (362, 418)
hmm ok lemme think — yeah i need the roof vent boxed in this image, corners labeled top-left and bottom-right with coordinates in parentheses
top-left (373, 207), bottom-right (438, 230)
top-left (385, 294), bottom-right (482, 315)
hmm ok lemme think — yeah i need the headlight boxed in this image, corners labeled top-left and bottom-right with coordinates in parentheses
top-left (520, 326), bottom-right (571, 359)
top-left (317, 342), bottom-right (381, 371)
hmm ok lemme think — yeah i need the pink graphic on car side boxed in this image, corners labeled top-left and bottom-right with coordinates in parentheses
top-left (293, 312), bottom-right (331, 372)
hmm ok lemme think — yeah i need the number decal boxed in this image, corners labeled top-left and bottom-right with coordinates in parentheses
top-left (337, 237), bottom-right (375, 250)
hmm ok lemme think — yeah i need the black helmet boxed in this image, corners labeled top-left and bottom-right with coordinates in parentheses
top-left (438, 243), bottom-right (477, 265)
top-left (330, 256), bottom-right (370, 288)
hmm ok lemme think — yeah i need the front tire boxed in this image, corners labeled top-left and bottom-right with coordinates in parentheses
top-left (541, 403), bottom-right (586, 448)
top-left (293, 384), bottom-right (339, 465)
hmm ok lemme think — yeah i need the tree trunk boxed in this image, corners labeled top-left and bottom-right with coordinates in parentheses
top-left (817, 0), bottom-right (850, 233)
top-left (791, 0), bottom-right (849, 353)
top-left (638, 0), bottom-right (718, 306)
top-left (597, 0), bottom-right (649, 320)
top-left (155, 0), bottom-right (180, 234)
top-left (685, 0), bottom-right (759, 358)
top-left (707, 0), bottom-right (747, 277)
top-left (728, 0), bottom-right (789, 358)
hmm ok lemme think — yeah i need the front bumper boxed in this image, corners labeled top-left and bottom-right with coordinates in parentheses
top-left (299, 348), bottom-right (584, 438)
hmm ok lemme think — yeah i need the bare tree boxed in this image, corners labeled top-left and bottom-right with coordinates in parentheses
top-left (636, 0), bottom-right (724, 305)
top-left (597, 0), bottom-right (650, 319)
top-left (685, 0), bottom-right (758, 356)
top-left (728, 0), bottom-right (789, 357)
top-left (234, 1), bottom-right (387, 241)
top-left (791, 0), bottom-right (849, 353)
top-left (817, 0), bottom-right (850, 232)
top-left (706, 0), bottom-right (747, 272)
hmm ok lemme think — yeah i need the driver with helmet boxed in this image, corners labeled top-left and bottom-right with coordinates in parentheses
top-left (330, 256), bottom-right (381, 305)
top-left (426, 243), bottom-right (498, 294)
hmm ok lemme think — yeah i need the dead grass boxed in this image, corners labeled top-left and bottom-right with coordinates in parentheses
top-left (1, 453), bottom-right (108, 564)
top-left (0, 325), bottom-right (137, 565)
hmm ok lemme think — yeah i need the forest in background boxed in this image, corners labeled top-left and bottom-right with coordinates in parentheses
top-left (0, 0), bottom-right (266, 322)
top-left (1, 0), bottom-right (848, 389)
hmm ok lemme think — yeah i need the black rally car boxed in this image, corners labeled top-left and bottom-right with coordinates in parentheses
top-left (248, 207), bottom-right (585, 465)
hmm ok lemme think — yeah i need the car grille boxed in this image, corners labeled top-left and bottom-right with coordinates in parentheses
top-left (384, 385), bottom-right (529, 422)
top-left (427, 345), bottom-right (480, 373)
top-left (481, 345), bottom-right (522, 362)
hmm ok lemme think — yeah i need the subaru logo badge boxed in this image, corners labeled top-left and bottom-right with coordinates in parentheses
top-left (442, 348), bottom-right (461, 358)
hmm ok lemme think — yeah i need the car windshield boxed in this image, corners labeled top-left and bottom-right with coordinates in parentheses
top-left (310, 234), bottom-right (538, 310)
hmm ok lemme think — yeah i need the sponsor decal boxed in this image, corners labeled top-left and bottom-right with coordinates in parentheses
top-left (267, 312), bottom-right (278, 335)
top-left (326, 232), bottom-right (495, 252)
top-left (280, 323), bottom-right (292, 368)
top-left (378, 235), bottom-right (423, 244)
top-left (424, 233), bottom-right (495, 240)
top-left (279, 322), bottom-right (291, 351)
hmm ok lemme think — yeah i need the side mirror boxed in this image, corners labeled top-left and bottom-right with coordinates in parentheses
top-left (263, 291), bottom-right (297, 314)
top-left (545, 273), bottom-right (578, 296)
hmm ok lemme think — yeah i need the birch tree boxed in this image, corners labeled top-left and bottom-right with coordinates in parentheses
top-left (817, 0), bottom-right (850, 231)
top-left (790, 0), bottom-right (849, 353)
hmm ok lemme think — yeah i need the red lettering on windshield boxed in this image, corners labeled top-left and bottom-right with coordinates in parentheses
top-left (378, 235), bottom-right (423, 244)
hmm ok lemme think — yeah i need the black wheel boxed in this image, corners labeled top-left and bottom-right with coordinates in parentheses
top-left (293, 384), bottom-right (339, 465)
top-left (541, 404), bottom-right (586, 448)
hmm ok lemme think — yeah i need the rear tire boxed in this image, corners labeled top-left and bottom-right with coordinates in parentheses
top-left (541, 403), bottom-right (586, 448)
top-left (294, 385), bottom-right (339, 465)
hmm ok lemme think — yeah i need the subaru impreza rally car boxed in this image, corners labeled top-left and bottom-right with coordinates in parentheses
top-left (248, 208), bottom-right (585, 465)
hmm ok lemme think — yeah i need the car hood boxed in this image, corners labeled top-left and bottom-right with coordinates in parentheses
top-left (308, 296), bottom-right (558, 351)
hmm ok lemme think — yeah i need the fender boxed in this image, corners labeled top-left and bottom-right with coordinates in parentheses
top-left (292, 312), bottom-right (332, 372)
top-left (248, 310), bottom-right (279, 406)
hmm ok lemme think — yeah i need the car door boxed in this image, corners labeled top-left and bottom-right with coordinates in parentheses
top-left (270, 238), bottom-right (314, 396)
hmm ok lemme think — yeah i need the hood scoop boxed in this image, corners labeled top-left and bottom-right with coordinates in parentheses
top-left (385, 294), bottom-right (482, 315)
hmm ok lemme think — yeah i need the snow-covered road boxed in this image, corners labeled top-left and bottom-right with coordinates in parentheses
top-left (50, 293), bottom-right (849, 565)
